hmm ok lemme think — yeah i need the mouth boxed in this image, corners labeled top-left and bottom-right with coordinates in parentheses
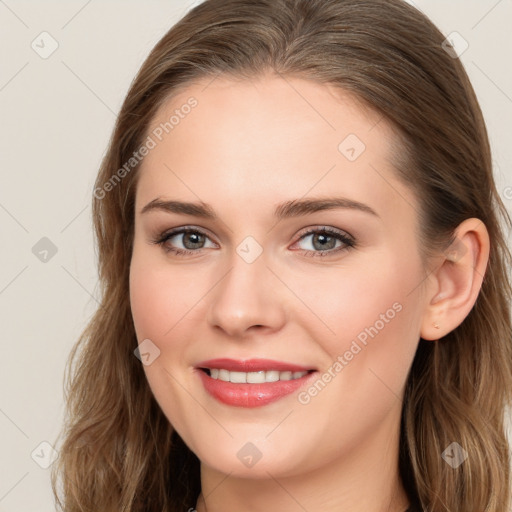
top-left (194, 358), bottom-right (318, 408)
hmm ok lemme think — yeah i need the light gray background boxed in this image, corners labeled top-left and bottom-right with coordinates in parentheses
top-left (1, 1), bottom-right (511, 511)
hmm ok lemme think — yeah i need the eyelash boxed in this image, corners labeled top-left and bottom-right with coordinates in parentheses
top-left (151, 225), bottom-right (356, 258)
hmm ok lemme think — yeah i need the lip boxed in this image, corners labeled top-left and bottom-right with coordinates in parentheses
top-left (195, 358), bottom-right (316, 372)
top-left (194, 358), bottom-right (318, 408)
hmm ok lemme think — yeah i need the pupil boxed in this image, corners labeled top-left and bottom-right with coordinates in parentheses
top-left (314, 233), bottom-right (335, 250)
top-left (184, 232), bottom-right (204, 249)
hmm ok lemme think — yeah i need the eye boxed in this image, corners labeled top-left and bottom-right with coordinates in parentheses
top-left (151, 227), bottom-right (217, 256)
top-left (151, 225), bottom-right (356, 258)
top-left (292, 227), bottom-right (356, 257)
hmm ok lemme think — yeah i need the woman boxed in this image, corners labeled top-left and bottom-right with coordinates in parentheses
top-left (51, 0), bottom-right (512, 511)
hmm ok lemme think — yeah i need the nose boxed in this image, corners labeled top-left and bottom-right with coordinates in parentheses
top-left (206, 248), bottom-right (287, 339)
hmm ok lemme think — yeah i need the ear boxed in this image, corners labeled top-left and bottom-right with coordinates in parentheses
top-left (420, 218), bottom-right (490, 341)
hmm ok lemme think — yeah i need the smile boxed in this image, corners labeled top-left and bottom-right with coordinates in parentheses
top-left (195, 368), bottom-right (318, 408)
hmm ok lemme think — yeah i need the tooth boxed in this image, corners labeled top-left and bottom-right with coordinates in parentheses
top-left (207, 368), bottom-right (309, 383)
top-left (229, 371), bottom-right (247, 383)
top-left (218, 369), bottom-right (230, 382)
top-left (265, 370), bottom-right (280, 382)
top-left (247, 371), bottom-right (266, 383)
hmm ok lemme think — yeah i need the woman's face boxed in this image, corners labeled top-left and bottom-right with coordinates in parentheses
top-left (129, 74), bottom-right (430, 477)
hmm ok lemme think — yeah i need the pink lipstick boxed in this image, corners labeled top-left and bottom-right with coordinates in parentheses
top-left (195, 358), bottom-right (317, 408)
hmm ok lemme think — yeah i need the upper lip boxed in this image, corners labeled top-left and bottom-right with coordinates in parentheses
top-left (195, 358), bottom-right (316, 372)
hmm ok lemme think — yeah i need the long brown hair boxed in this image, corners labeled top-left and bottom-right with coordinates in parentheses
top-left (51, 0), bottom-right (512, 510)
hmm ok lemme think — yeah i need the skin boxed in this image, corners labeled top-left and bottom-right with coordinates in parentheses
top-left (129, 73), bottom-right (490, 512)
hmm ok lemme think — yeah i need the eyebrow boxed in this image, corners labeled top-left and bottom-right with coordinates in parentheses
top-left (140, 196), bottom-right (380, 219)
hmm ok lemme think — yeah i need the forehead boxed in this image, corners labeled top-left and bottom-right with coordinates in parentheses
top-left (136, 74), bottom-right (418, 228)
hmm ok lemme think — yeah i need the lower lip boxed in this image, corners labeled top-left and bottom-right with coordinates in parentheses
top-left (196, 369), bottom-right (317, 408)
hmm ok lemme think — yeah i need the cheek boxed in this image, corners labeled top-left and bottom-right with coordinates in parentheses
top-left (298, 252), bottom-right (423, 410)
top-left (129, 252), bottom-right (201, 432)
top-left (129, 248), bottom-right (201, 341)
top-left (292, 258), bottom-right (422, 457)
top-left (129, 263), bottom-right (170, 341)
top-left (295, 253), bottom-right (418, 347)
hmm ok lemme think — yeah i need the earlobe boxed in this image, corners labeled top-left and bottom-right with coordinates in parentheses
top-left (420, 218), bottom-right (490, 341)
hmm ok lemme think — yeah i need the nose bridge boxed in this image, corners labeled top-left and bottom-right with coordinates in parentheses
top-left (207, 241), bottom-right (286, 336)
